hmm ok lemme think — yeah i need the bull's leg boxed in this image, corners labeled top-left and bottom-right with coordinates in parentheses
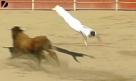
top-left (46, 49), bottom-right (59, 65)
top-left (33, 53), bottom-right (42, 66)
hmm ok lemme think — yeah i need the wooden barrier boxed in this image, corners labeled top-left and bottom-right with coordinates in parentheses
top-left (0, 0), bottom-right (136, 10)
top-left (119, 0), bottom-right (136, 10)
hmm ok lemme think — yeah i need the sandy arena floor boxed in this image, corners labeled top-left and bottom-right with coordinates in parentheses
top-left (0, 10), bottom-right (136, 81)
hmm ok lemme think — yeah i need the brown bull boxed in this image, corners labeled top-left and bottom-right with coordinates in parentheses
top-left (5, 26), bottom-right (94, 65)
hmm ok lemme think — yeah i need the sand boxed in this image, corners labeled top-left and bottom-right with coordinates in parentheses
top-left (0, 10), bottom-right (136, 81)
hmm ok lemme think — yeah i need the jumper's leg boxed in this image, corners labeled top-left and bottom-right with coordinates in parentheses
top-left (80, 32), bottom-right (88, 47)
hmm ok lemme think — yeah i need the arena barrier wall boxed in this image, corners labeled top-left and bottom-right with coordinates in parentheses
top-left (0, 0), bottom-right (136, 10)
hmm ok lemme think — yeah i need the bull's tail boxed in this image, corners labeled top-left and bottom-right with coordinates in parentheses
top-left (54, 46), bottom-right (95, 62)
